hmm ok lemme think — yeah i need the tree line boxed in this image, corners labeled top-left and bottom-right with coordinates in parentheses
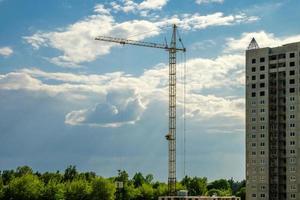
top-left (0, 166), bottom-right (245, 200)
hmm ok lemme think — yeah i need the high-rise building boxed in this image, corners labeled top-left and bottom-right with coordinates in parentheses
top-left (246, 39), bottom-right (300, 200)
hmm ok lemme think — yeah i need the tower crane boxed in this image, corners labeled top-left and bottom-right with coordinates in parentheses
top-left (95, 24), bottom-right (186, 196)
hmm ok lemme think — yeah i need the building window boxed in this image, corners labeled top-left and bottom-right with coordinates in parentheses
top-left (252, 59), bottom-right (256, 64)
top-left (290, 115), bottom-right (295, 119)
top-left (252, 118), bottom-right (256, 122)
top-left (290, 141), bottom-right (295, 145)
top-left (252, 92), bottom-right (256, 97)
top-left (290, 79), bottom-right (295, 84)
top-left (278, 53), bottom-right (286, 59)
top-left (290, 176), bottom-right (296, 181)
top-left (260, 193), bottom-right (265, 198)
top-left (260, 66), bottom-right (265, 71)
top-left (252, 126), bottom-right (256, 130)
top-left (252, 84), bottom-right (256, 88)
top-left (260, 100), bottom-right (265, 104)
top-left (290, 88), bottom-right (295, 93)
top-left (260, 117), bottom-right (265, 121)
top-left (290, 167), bottom-right (296, 172)
top-left (252, 75), bottom-right (256, 80)
top-left (252, 67), bottom-right (256, 72)
top-left (290, 132), bottom-right (295, 136)
top-left (260, 151), bottom-right (265, 155)
top-left (290, 96), bottom-right (295, 101)
top-left (252, 143), bottom-right (256, 147)
top-left (261, 108), bottom-right (265, 113)
top-left (260, 74), bottom-right (265, 79)
top-left (260, 134), bottom-right (265, 138)
top-left (252, 109), bottom-right (256, 113)
top-left (260, 57), bottom-right (265, 63)
top-left (291, 149), bottom-right (296, 154)
top-left (252, 134), bottom-right (256, 138)
top-left (269, 55), bottom-right (277, 60)
top-left (290, 53), bottom-right (295, 58)
top-left (290, 106), bottom-right (295, 110)
top-left (290, 70), bottom-right (295, 75)
top-left (291, 194), bottom-right (296, 199)
top-left (260, 83), bottom-right (265, 88)
top-left (260, 91), bottom-right (265, 96)
top-left (290, 123), bottom-right (295, 127)
top-left (290, 61), bottom-right (295, 67)
top-left (260, 142), bottom-right (265, 146)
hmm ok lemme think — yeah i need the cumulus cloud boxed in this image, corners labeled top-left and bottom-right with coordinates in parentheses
top-left (0, 46), bottom-right (13, 57)
top-left (0, 50), bottom-right (246, 127)
top-left (65, 89), bottom-right (146, 127)
top-left (110, 0), bottom-right (168, 13)
top-left (24, 4), bottom-right (258, 67)
top-left (195, 0), bottom-right (224, 5)
top-left (225, 31), bottom-right (300, 53)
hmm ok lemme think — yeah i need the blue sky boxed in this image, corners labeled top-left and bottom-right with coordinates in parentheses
top-left (0, 0), bottom-right (300, 181)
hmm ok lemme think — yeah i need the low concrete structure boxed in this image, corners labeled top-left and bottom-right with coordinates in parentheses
top-left (158, 196), bottom-right (241, 200)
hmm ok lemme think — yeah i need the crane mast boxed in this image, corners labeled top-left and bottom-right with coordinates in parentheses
top-left (95, 24), bottom-right (185, 196)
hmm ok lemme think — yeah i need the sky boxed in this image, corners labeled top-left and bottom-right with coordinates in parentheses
top-left (0, 0), bottom-right (300, 182)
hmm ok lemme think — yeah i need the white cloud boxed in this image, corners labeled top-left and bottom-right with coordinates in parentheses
top-left (195, 0), bottom-right (224, 5)
top-left (0, 49), bottom-right (246, 126)
top-left (0, 46), bottom-right (13, 57)
top-left (225, 31), bottom-right (300, 53)
top-left (139, 0), bottom-right (168, 10)
top-left (110, 0), bottom-right (168, 14)
top-left (65, 89), bottom-right (146, 127)
top-left (24, 4), bottom-right (258, 67)
top-left (94, 4), bottom-right (110, 15)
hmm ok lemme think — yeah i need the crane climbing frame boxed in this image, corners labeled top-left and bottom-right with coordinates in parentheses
top-left (95, 24), bottom-right (186, 196)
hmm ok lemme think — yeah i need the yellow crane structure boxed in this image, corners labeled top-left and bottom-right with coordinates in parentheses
top-left (95, 24), bottom-right (186, 195)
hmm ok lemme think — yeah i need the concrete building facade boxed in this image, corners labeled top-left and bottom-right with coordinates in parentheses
top-left (246, 41), bottom-right (300, 200)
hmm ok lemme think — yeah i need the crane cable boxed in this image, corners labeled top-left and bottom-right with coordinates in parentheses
top-left (183, 50), bottom-right (187, 177)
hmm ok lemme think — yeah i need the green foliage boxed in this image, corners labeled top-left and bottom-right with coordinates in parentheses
top-left (1, 170), bottom-right (15, 185)
top-left (6, 174), bottom-right (44, 200)
top-left (90, 177), bottom-right (115, 200)
top-left (64, 179), bottom-right (91, 200)
top-left (139, 183), bottom-right (154, 200)
top-left (63, 165), bottom-right (78, 182)
top-left (16, 166), bottom-right (33, 177)
top-left (0, 177), bottom-right (4, 200)
top-left (236, 187), bottom-right (246, 200)
top-left (41, 172), bottom-right (63, 184)
top-left (0, 166), bottom-right (247, 200)
top-left (207, 179), bottom-right (231, 191)
top-left (181, 176), bottom-right (207, 195)
top-left (41, 180), bottom-right (65, 200)
top-left (133, 172), bottom-right (145, 187)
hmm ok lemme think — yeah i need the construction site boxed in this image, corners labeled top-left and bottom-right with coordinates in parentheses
top-left (95, 24), bottom-right (240, 200)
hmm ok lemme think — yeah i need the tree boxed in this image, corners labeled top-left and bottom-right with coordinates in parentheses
top-left (41, 180), bottom-right (65, 200)
top-left (181, 176), bottom-right (207, 196)
top-left (145, 174), bottom-right (154, 184)
top-left (139, 183), bottom-right (154, 200)
top-left (133, 172), bottom-right (145, 187)
top-left (16, 166), bottom-right (33, 177)
top-left (41, 171), bottom-right (63, 184)
top-left (0, 177), bottom-right (4, 200)
top-left (207, 179), bottom-right (231, 191)
top-left (236, 187), bottom-right (246, 200)
top-left (153, 183), bottom-right (168, 199)
top-left (64, 179), bottom-right (91, 200)
top-left (64, 165), bottom-right (78, 182)
top-left (6, 174), bottom-right (44, 200)
top-left (90, 177), bottom-right (115, 200)
top-left (1, 170), bottom-right (15, 185)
